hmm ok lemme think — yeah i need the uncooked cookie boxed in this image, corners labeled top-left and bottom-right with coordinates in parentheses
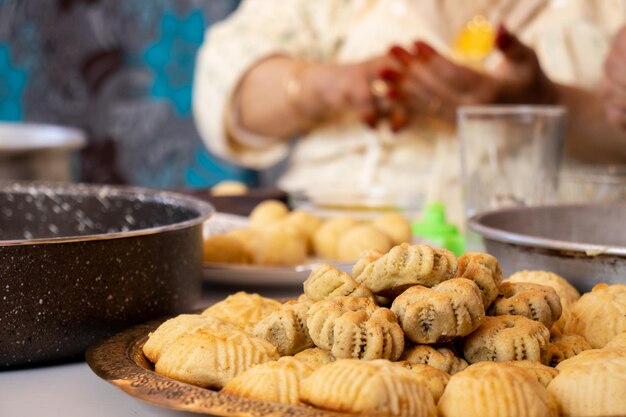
top-left (249, 199), bottom-right (289, 229)
top-left (336, 224), bottom-right (392, 261)
top-left (312, 217), bottom-right (359, 259)
top-left (370, 212), bottom-right (412, 245)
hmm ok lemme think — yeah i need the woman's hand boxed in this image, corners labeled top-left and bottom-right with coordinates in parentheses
top-left (384, 25), bottom-right (557, 122)
top-left (299, 57), bottom-right (408, 130)
top-left (602, 26), bottom-right (626, 130)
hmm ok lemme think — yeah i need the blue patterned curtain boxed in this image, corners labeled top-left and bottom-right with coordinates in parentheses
top-left (0, 0), bottom-right (257, 188)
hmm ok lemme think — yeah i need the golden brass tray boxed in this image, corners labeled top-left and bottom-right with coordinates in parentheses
top-left (85, 318), bottom-right (348, 417)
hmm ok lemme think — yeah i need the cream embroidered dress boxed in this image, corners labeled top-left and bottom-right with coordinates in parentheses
top-left (193, 0), bottom-right (625, 223)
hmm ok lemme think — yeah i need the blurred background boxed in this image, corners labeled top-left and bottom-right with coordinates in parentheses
top-left (0, 0), bottom-right (256, 187)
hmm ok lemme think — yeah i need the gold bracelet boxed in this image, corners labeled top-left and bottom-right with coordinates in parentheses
top-left (284, 60), bottom-right (318, 129)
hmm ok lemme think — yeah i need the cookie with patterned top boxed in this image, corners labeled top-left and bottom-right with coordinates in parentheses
top-left (489, 281), bottom-right (562, 328)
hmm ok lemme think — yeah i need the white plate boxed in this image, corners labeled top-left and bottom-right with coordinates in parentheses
top-left (202, 213), bottom-right (352, 287)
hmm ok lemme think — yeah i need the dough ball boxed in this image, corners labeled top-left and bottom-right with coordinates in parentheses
top-left (336, 224), bottom-right (392, 261)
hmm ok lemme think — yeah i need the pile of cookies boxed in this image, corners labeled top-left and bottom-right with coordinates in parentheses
top-left (203, 199), bottom-right (411, 265)
top-left (145, 243), bottom-right (626, 417)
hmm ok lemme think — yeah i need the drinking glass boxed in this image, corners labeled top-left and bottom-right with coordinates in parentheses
top-left (458, 106), bottom-right (566, 249)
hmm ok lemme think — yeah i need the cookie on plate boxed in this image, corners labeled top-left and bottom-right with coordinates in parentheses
top-left (542, 333), bottom-right (591, 367)
top-left (221, 357), bottom-right (314, 405)
top-left (463, 315), bottom-right (550, 363)
top-left (438, 362), bottom-right (558, 417)
top-left (202, 292), bottom-right (282, 330)
top-left (300, 359), bottom-right (437, 417)
top-left (565, 283), bottom-right (626, 348)
top-left (391, 278), bottom-right (485, 344)
top-left (313, 217), bottom-right (360, 260)
top-left (506, 270), bottom-right (579, 332)
top-left (489, 282), bottom-right (562, 328)
top-left (306, 296), bottom-right (404, 360)
top-left (455, 253), bottom-right (502, 308)
top-left (370, 212), bottom-right (412, 246)
top-left (293, 347), bottom-right (335, 369)
top-left (303, 263), bottom-right (373, 302)
top-left (355, 243), bottom-right (457, 297)
top-left (155, 328), bottom-right (279, 389)
top-left (249, 199), bottom-right (289, 229)
top-left (395, 362), bottom-right (450, 402)
top-left (203, 235), bottom-right (250, 264)
top-left (401, 345), bottom-right (468, 375)
top-left (143, 314), bottom-right (238, 363)
top-left (251, 299), bottom-right (314, 356)
top-left (548, 356), bottom-right (626, 417)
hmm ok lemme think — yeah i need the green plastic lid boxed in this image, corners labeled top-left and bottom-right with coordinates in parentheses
top-left (412, 202), bottom-right (465, 256)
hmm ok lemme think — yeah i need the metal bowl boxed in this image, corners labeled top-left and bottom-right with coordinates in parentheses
top-left (0, 182), bottom-right (213, 368)
top-left (469, 203), bottom-right (626, 292)
top-left (0, 122), bottom-right (85, 181)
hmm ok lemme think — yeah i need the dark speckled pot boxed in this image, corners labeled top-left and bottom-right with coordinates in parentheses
top-left (0, 182), bottom-right (213, 368)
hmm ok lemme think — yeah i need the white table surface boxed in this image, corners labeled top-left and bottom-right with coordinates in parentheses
top-left (0, 284), bottom-right (301, 417)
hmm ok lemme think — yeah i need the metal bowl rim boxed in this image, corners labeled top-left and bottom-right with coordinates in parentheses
top-left (0, 181), bottom-right (214, 246)
top-left (0, 122), bottom-right (86, 152)
top-left (468, 203), bottom-right (626, 257)
top-left (457, 105), bottom-right (566, 117)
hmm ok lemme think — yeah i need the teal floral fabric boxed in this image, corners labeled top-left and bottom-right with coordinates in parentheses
top-left (0, 0), bottom-right (256, 188)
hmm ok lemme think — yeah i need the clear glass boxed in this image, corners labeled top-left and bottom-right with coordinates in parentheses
top-left (458, 105), bottom-right (566, 248)
top-left (559, 164), bottom-right (626, 203)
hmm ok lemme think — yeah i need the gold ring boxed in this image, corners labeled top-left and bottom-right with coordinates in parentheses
top-left (370, 78), bottom-right (389, 98)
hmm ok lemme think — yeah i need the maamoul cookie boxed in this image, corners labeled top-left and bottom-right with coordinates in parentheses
top-left (336, 224), bottom-right (392, 261)
top-left (221, 357), bottom-right (314, 405)
top-left (555, 347), bottom-right (626, 371)
top-left (351, 249), bottom-right (383, 278)
top-left (396, 362), bottom-right (450, 402)
top-left (303, 263), bottom-right (373, 302)
top-left (542, 333), bottom-right (591, 366)
top-left (249, 199), bottom-right (288, 229)
top-left (565, 283), bottom-right (626, 348)
top-left (251, 299), bottom-right (314, 356)
top-left (282, 210), bottom-right (321, 253)
top-left (489, 282), bottom-right (562, 328)
top-left (548, 356), bottom-right (626, 417)
top-left (312, 217), bottom-right (359, 259)
top-left (370, 212), bottom-right (412, 246)
top-left (203, 234), bottom-right (250, 264)
top-left (293, 347), bottom-right (335, 369)
top-left (391, 278), bottom-right (485, 344)
top-left (606, 331), bottom-right (626, 348)
top-left (202, 292), bottom-right (282, 330)
top-left (506, 270), bottom-right (580, 331)
top-left (300, 359), bottom-right (437, 417)
top-left (438, 362), bottom-right (558, 417)
top-left (463, 315), bottom-right (550, 363)
top-left (143, 314), bottom-right (238, 363)
top-left (455, 253), bottom-right (502, 308)
top-left (306, 296), bottom-right (404, 360)
top-left (401, 345), bottom-right (468, 374)
top-left (355, 243), bottom-right (457, 297)
top-left (499, 360), bottom-right (559, 387)
top-left (155, 328), bottom-right (279, 389)
top-left (249, 222), bottom-right (308, 265)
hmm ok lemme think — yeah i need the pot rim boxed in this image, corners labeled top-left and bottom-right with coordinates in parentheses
top-left (468, 203), bottom-right (626, 257)
top-left (0, 122), bottom-right (86, 153)
top-left (0, 181), bottom-right (214, 246)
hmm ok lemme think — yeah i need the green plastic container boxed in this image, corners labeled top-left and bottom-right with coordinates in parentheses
top-left (412, 202), bottom-right (465, 256)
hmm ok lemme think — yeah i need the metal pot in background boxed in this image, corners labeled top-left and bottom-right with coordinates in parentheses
top-left (0, 182), bottom-right (213, 368)
top-left (0, 122), bottom-right (85, 181)
top-left (469, 203), bottom-right (626, 292)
